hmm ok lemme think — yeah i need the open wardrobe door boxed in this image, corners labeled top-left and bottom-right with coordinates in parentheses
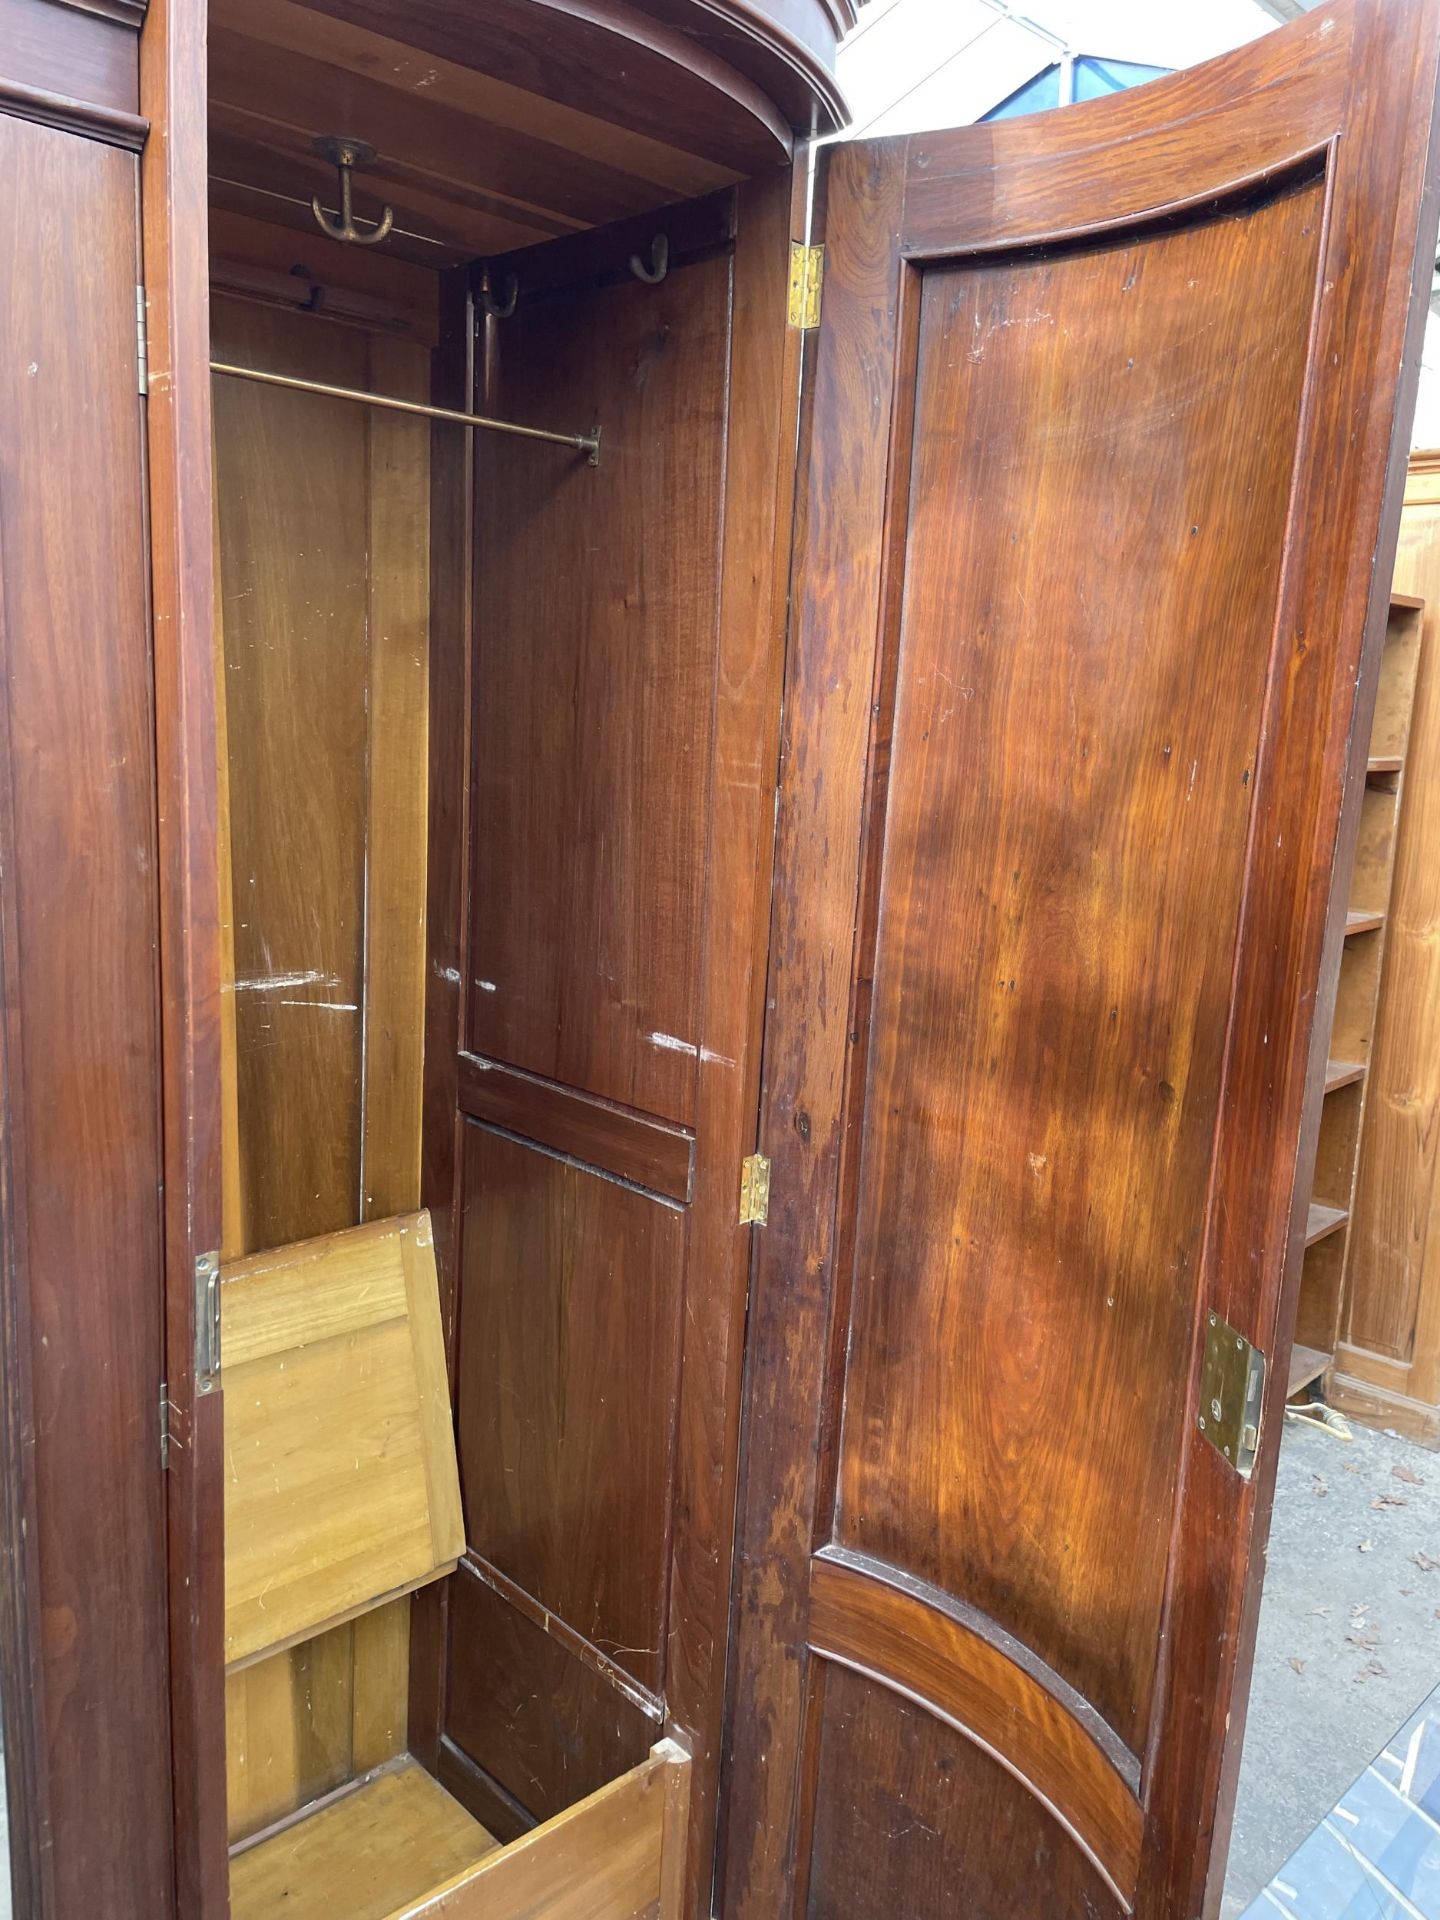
top-left (724, 5), bottom-right (1440, 1918)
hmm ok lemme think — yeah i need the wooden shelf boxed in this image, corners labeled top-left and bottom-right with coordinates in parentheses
top-left (1345, 910), bottom-right (1386, 936)
top-left (1305, 1201), bottom-right (1349, 1248)
top-left (1391, 591), bottom-right (1426, 610)
top-left (1367, 755), bottom-right (1404, 777)
top-left (1288, 1342), bottom-right (1331, 1397)
top-left (1324, 1059), bottom-right (1366, 1093)
top-left (230, 1759), bottom-right (498, 1920)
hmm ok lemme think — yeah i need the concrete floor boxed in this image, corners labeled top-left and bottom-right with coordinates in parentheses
top-left (1222, 1413), bottom-right (1440, 1917)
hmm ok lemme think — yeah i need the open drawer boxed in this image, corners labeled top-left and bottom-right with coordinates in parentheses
top-left (229, 1739), bottom-right (690, 1920)
top-left (222, 1215), bottom-right (690, 1915)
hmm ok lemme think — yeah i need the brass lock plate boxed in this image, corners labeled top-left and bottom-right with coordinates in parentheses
top-left (1197, 1310), bottom-right (1266, 1478)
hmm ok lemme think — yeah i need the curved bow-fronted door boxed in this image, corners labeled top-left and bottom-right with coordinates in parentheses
top-left (725, 4), bottom-right (1440, 1915)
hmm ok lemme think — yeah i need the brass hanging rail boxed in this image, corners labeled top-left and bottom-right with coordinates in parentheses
top-left (209, 360), bottom-right (602, 465)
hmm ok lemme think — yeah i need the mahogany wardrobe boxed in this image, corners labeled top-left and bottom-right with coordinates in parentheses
top-left (1, 1), bottom-right (1438, 1917)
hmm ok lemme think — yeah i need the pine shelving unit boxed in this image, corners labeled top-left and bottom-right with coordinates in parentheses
top-left (1289, 592), bottom-right (1426, 1399)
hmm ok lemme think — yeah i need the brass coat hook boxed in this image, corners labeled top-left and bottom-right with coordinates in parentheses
top-left (628, 234), bottom-right (669, 285)
top-left (479, 271), bottom-right (520, 320)
top-left (311, 136), bottom-right (394, 248)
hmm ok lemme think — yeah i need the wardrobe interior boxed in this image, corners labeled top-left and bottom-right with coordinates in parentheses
top-left (204, 4), bottom-right (802, 1911)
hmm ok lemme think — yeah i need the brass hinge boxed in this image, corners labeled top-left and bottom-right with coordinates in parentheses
top-left (787, 243), bottom-right (824, 331)
top-left (1197, 1310), bottom-right (1266, 1478)
top-left (135, 285), bottom-right (149, 397)
top-left (195, 1249), bottom-right (221, 1393)
top-left (159, 1381), bottom-right (171, 1471)
top-left (739, 1152), bottom-right (771, 1227)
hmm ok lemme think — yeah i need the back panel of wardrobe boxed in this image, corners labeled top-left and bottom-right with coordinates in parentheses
top-left (439, 211), bottom-right (747, 1833)
top-left (210, 284), bottom-right (438, 1839)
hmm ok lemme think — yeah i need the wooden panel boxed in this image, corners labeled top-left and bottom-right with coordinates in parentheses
top-left (213, 296), bottom-right (371, 1251)
top-left (809, 1552), bottom-right (1141, 1903)
top-left (229, 1757), bottom-right (498, 1920)
top-left (468, 260), bottom-right (730, 1126)
top-left (0, 112), bottom-right (174, 1919)
top-left (394, 1743), bottom-right (686, 1920)
top-left (457, 1052), bottom-right (694, 1202)
top-left (222, 1212), bottom-right (463, 1665)
top-left (142, 0), bottom-right (233, 1901)
top-left (804, 1665), bottom-right (1122, 1920)
top-left (835, 178), bottom-right (1322, 1755)
top-left (446, 1564), bottom-right (654, 1823)
top-left (225, 1596), bottom-right (411, 1844)
top-left (455, 1126), bottom-right (685, 1694)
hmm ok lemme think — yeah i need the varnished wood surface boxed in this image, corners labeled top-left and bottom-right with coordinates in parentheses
top-left (663, 167), bottom-right (805, 1920)
top-left (805, 1666), bottom-right (1120, 1920)
top-left (0, 0), bottom-right (139, 118)
top-left (457, 1053), bottom-right (694, 1203)
top-left (468, 259), bottom-right (729, 1126)
top-left (834, 177), bottom-right (1320, 1756)
top-left (222, 1212), bottom-right (463, 1665)
top-left (229, 1757), bottom-right (498, 1920)
top-left (206, 0), bottom-right (848, 268)
top-left (139, 0), bottom-right (234, 1906)
top-left (808, 1551), bottom-right (1142, 1905)
top-left (723, 6), bottom-right (1440, 1916)
top-left (0, 111), bottom-right (174, 1918)
top-left (456, 1126), bottom-right (684, 1695)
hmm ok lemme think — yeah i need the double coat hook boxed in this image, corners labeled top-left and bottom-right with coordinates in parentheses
top-left (311, 135), bottom-right (394, 248)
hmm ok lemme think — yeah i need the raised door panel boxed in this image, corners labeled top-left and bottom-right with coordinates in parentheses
top-left (835, 186), bottom-right (1321, 1755)
top-left (724, 6), bottom-right (1440, 1918)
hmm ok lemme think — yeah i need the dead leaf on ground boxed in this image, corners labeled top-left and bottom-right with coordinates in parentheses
top-left (1359, 1538), bottom-right (1375, 1553)
top-left (1372, 1494), bottom-right (1408, 1510)
top-left (1393, 1464), bottom-right (1425, 1486)
top-left (1313, 1474), bottom-right (1330, 1497)
top-left (1414, 1551), bottom-right (1440, 1572)
top-left (1343, 1462), bottom-right (1363, 1475)
top-left (1288, 1656), bottom-right (1306, 1674)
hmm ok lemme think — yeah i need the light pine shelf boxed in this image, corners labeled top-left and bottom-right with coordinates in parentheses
top-left (1324, 1060), bottom-right (1366, 1093)
top-left (1345, 910), bottom-right (1385, 936)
